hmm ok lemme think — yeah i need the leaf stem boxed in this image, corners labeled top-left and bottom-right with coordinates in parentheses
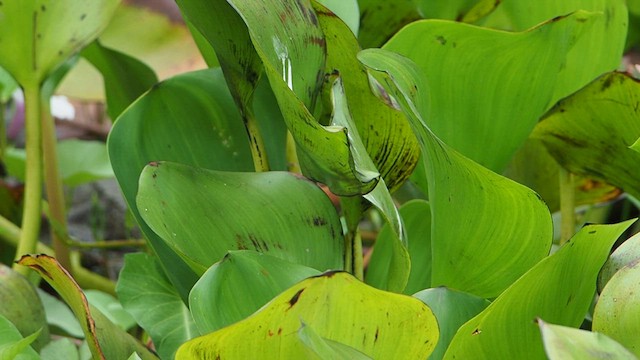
top-left (13, 84), bottom-right (43, 275)
top-left (242, 107), bottom-right (270, 172)
top-left (40, 95), bottom-right (72, 271)
top-left (340, 196), bottom-right (364, 280)
top-left (559, 167), bottom-right (575, 245)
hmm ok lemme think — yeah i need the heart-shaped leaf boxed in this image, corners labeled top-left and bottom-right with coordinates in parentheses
top-left (359, 48), bottom-right (552, 298)
top-left (177, 272), bottom-right (439, 359)
top-left (137, 161), bottom-right (344, 274)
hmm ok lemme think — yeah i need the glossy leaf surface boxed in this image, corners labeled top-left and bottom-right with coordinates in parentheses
top-left (17, 254), bottom-right (157, 360)
top-left (598, 231), bottom-right (640, 292)
top-left (178, 272), bottom-right (439, 359)
top-left (298, 322), bottom-right (373, 359)
top-left (0, 0), bottom-right (119, 86)
top-left (316, 2), bottom-right (420, 194)
top-left (109, 68), bottom-right (255, 299)
top-left (414, 287), bottom-right (490, 360)
top-left (593, 258), bottom-right (640, 356)
top-left (384, 11), bottom-right (596, 172)
top-left (117, 253), bottom-right (198, 360)
top-left (189, 251), bottom-right (321, 334)
top-left (532, 72), bottom-right (640, 200)
top-left (486, 0), bottom-right (628, 103)
top-left (359, 48), bottom-right (552, 298)
top-left (443, 222), bottom-right (634, 359)
top-left (539, 320), bottom-right (637, 360)
top-left (0, 315), bottom-right (40, 360)
top-left (137, 161), bottom-right (344, 274)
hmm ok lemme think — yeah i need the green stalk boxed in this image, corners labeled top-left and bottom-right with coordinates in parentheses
top-left (0, 102), bottom-right (6, 159)
top-left (340, 197), bottom-right (364, 280)
top-left (559, 167), bottom-right (575, 245)
top-left (40, 96), bottom-right (72, 271)
top-left (285, 131), bottom-right (301, 173)
top-left (242, 107), bottom-right (270, 172)
top-left (12, 85), bottom-right (43, 275)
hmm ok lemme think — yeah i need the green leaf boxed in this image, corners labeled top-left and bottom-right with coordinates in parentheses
top-left (442, 221), bottom-right (634, 359)
top-left (298, 322), bottom-right (373, 359)
top-left (0, 0), bottom-right (119, 86)
top-left (40, 338), bottom-right (80, 360)
top-left (18, 254), bottom-right (157, 360)
top-left (177, 272), bottom-right (439, 359)
top-left (315, 2), bottom-right (420, 194)
top-left (189, 250), bottom-right (321, 334)
top-left (357, 0), bottom-right (421, 48)
top-left (532, 72), bottom-right (640, 200)
top-left (137, 161), bottom-right (344, 274)
top-left (0, 264), bottom-right (49, 351)
top-left (84, 290), bottom-right (136, 331)
top-left (593, 257), bottom-right (640, 356)
top-left (358, 48), bottom-right (552, 298)
top-left (538, 319), bottom-right (637, 360)
top-left (485, 0), bottom-right (628, 103)
top-left (0, 66), bottom-right (18, 103)
top-left (37, 289), bottom-right (84, 339)
top-left (383, 11), bottom-right (597, 172)
top-left (413, 287), bottom-right (490, 360)
top-left (109, 68), bottom-right (255, 300)
top-left (415, 0), bottom-right (496, 22)
top-left (0, 315), bottom-right (40, 360)
top-left (81, 40), bottom-right (157, 120)
top-left (598, 231), bottom-right (640, 292)
top-left (117, 253), bottom-right (198, 360)
top-left (316, 0), bottom-right (360, 36)
top-left (367, 200), bottom-right (431, 295)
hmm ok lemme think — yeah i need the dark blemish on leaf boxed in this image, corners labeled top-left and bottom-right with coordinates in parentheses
top-left (551, 133), bottom-right (587, 148)
top-left (278, 328), bottom-right (282, 335)
top-left (41, 4), bottom-right (46, 11)
top-left (288, 288), bottom-right (305, 308)
top-left (588, 230), bottom-right (596, 234)
top-left (29, 264), bottom-right (52, 279)
top-left (472, 328), bottom-right (482, 335)
top-left (58, 50), bottom-right (63, 56)
top-left (308, 36), bottom-right (326, 47)
top-left (312, 216), bottom-right (327, 226)
top-left (601, 75), bottom-right (614, 91)
top-left (268, 329), bottom-right (274, 337)
top-left (566, 294), bottom-right (573, 305)
top-left (235, 235), bottom-right (248, 250)
top-left (80, 13), bottom-right (87, 21)
top-left (436, 36), bottom-right (446, 45)
top-left (374, 327), bottom-right (379, 342)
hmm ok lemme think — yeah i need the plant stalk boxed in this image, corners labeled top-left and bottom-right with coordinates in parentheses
top-left (285, 131), bottom-right (301, 173)
top-left (340, 197), bottom-right (364, 280)
top-left (12, 85), bottom-right (43, 275)
top-left (242, 107), bottom-right (270, 172)
top-left (40, 96), bottom-right (72, 271)
top-left (559, 167), bottom-right (575, 245)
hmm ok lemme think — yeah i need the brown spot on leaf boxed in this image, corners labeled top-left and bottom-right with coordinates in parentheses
top-left (288, 288), bottom-right (305, 308)
top-left (472, 328), bottom-right (482, 335)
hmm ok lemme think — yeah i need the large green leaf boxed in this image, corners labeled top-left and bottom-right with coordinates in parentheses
top-left (0, 0), bottom-right (119, 86)
top-left (539, 320), bottom-right (637, 360)
top-left (366, 200), bottom-right (430, 295)
top-left (315, 1), bottom-right (420, 194)
top-left (137, 161), bottom-right (344, 274)
top-left (177, 272), bottom-right (439, 359)
top-left (416, 0), bottom-right (499, 22)
top-left (81, 40), bottom-right (157, 120)
top-left (532, 72), bottom-right (640, 200)
top-left (358, 48), bottom-right (553, 298)
top-left (485, 0), bottom-right (628, 103)
top-left (17, 254), bottom-right (157, 360)
top-left (413, 287), bottom-right (490, 360)
top-left (316, 0), bottom-right (360, 36)
top-left (383, 11), bottom-right (596, 172)
top-left (189, 250), bottom-right (321, 334)
top-left (117, 253), bottom-right (198, 360)
top-left (593, 257), bottom-right (640, 356)
top-left (0, 315), bottom-right (40, 360)
top-left (0, 264), bottom-right (49, 351)
top-left (443, 222), bottom-right (634, 359)
top-left (40, 338), bottom-right (81, 360)
top-left (37, 289), bottom-right (84, 339)
top-left (108, 68), bottom-right (255, 300)
top-left (357, 0), bottom-right (421, 48)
